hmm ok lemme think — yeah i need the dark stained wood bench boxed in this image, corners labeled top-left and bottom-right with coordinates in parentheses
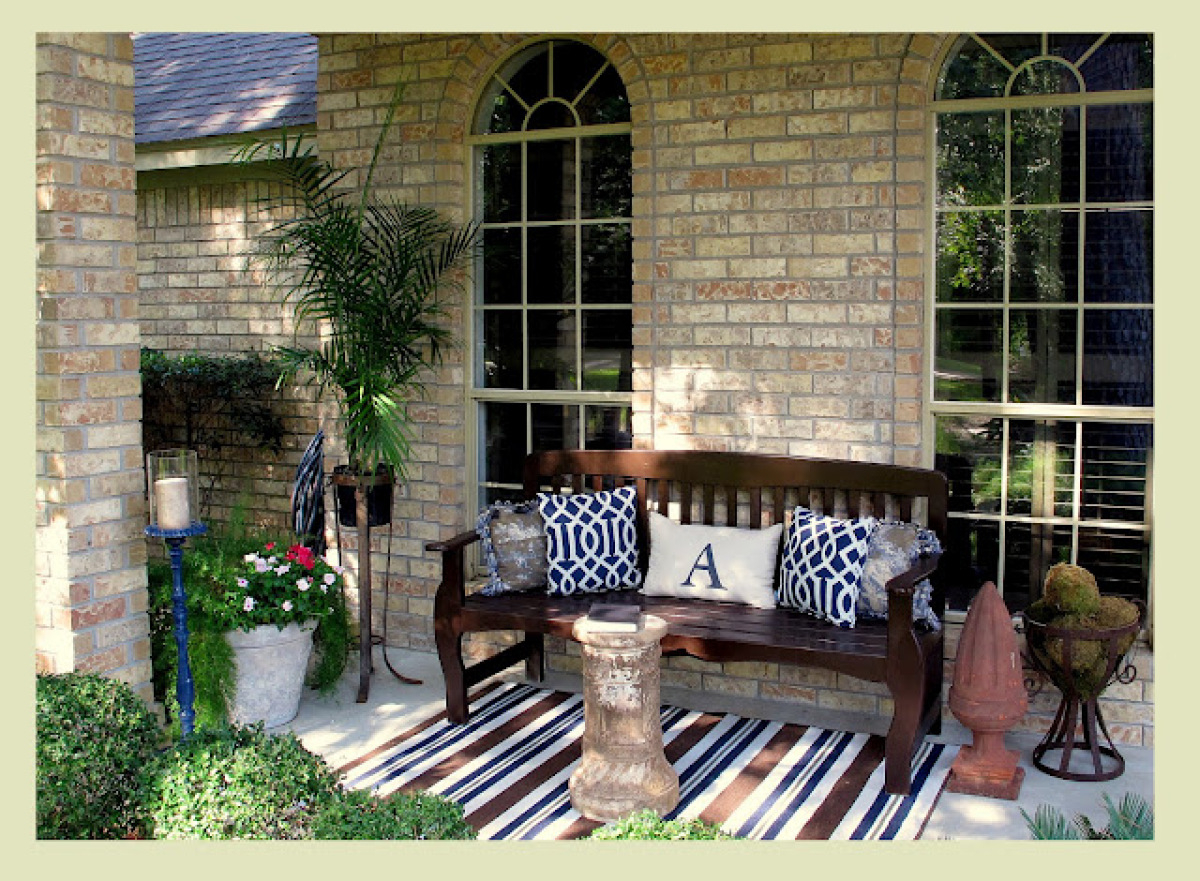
top-left (427, 449), bottom-right (948, 796)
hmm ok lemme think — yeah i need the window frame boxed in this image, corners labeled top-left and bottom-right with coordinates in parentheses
top-left (924, 33), bottom-right (1154, 618)
top-left (465, 39), bottom-right (635, 511)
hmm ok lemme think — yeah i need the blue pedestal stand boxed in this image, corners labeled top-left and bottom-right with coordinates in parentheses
top-left (145, 522), bottom-right (207, 737)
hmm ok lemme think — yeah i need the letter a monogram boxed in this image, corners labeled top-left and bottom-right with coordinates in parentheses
top-left (682, 543), bottom-right (726, 591)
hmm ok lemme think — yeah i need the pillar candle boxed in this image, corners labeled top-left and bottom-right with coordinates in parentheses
top-left (155, 476), bottom-right (191, 530)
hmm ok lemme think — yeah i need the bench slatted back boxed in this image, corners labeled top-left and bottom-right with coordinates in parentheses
top-left (523, 451), bottom-right (949, 586)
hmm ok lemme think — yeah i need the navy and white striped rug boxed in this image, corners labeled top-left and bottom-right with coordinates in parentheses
top-left (337, 682), bottom-right (955, 840)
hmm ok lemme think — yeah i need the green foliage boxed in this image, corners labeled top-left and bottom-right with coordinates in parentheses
top-left (147, 511), bottom-right (351, 734)
top-left (210, 539), bottom-right (347, 633)
top-left (1022, 792), bottom-right (1153, 840)
top-left (586, 809), bottom-right (737, 840)
top-left (236, 80), bottom-right (478, 477)
top-left (312, 788), bottom-right (476, 840)
top-left (142, 724), bottom-right (342, 839)
top-left (36, 672), bottom-right (162, 839)
top-left (140, 349), bottom-right (287, 519)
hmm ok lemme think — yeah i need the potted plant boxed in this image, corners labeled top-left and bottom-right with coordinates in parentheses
top-left (210, 540), bottom-right (349, 728)
top-left (238, 82), bottom-right (477, 520)
top-left (235, 81), bottom-right (478, 700)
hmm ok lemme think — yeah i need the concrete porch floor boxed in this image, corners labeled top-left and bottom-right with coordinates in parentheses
top-left (284, 645), bottom-right (1154, 841)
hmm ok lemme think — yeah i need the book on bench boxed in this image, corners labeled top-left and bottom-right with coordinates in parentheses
top-left (586, 602), bottom-right (643, 632)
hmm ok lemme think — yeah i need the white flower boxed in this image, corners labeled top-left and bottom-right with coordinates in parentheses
top-left (323, 573), bottom-right (337, 586)
top-left (296, 578), bottom-right (311, 592)
top-left (282, 600), bottom-right (293, 612)
top-left (275, 564), bottom-right (291, 576)
top-left (320, 583), bottom-right (329, 593)
top-left (243, 597), bottom-right (256, 612)
top-left (254, 558), bottom-right (269, 573)
top-left (243, 553), bottom-right (259, 563)
top-left (237, 577), bottom-right (249, 588)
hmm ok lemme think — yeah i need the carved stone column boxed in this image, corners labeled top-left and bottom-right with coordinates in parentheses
top-left (569, 614), bottom-right (679, 822)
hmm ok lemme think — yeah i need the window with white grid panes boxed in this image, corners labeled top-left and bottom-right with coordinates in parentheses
top-left (930, 34), bottom-right (1153, 615)
top-left (471, 40), bottom-right (634, 507)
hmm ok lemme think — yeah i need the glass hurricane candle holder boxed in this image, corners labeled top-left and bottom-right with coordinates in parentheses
top-left (147, 449), bottom-right (200, 531)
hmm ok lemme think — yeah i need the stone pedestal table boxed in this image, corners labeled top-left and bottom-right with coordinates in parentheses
top-left (569, 613), bottom-right (679, 822)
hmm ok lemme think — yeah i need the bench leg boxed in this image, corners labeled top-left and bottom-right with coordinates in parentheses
top-left (435, 627), bottom-right (469, 724)
top-left (524, 632), bottom-right (545, 683)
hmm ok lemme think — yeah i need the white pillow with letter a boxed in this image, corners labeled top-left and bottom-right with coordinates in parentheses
top-left (641, 511), bottom-right (782, 609)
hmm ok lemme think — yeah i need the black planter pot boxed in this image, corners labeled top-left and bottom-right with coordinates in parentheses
top-left (332, 465), bottom-right (393, 528)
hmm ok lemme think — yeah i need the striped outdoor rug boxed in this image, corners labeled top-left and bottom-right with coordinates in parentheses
top-left (337, 681), bottom-right (956, 840)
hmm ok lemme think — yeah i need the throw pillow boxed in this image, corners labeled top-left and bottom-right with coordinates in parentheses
top-left (537, 485), bottom-right (642, 595)
top-left (776, 507), bottom-right (874, 628)
top-left (858, 520), bottom-right (942, 630)
top-left (475, 501), bottom-right (548, 596)
top-left (641, 512), bottom-right (783, 609)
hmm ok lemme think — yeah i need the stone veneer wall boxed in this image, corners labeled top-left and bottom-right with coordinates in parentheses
top-left (35, 33), bottom-right (152, 697)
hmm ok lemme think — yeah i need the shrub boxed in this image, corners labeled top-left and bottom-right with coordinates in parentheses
top-left (312, 788), bottom-right (477, 840)
top-left (36, 672), bottom-right (162, 839)
top-left (586, 809), bottom-right (736, 840)
top-left (142, 724), bottom-right (341, 839)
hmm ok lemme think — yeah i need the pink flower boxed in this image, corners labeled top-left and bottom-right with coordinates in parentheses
top-left (296, 578), bottom-right (311, 592)
top-left (243, 597), bottom-right (256, 612)
top-left (265, 542), bottom-right (276, 551)
top-left (275, 564), bottom-right (291, 576)
top-left (237, 577), bottom-right (249, 588)
top-left (282, 600), bottom-right (293, 612)
top-left (254, 559), bottom-right (269, 573)
top-left (323, 573), bottom-right (337, 586)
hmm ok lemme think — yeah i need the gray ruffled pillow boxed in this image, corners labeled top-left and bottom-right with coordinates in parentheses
top-left (857, 520), bottom-right (941, 630)
top-left (476, 501), bottom-right (548, 596)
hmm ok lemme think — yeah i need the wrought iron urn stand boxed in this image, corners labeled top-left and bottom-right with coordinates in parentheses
top-left (1020, 604), bottom-right (1144, 782)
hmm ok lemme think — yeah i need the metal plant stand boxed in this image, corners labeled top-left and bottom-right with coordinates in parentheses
top-left (145, 522), bottom-right (208, 737)
top-left (1021, 606), bottom-right (1143, 782)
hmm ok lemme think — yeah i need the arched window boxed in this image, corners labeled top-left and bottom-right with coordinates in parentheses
top-left (469, 39), bottom-right (634, 507)
top-left (930, 34), bottom-right (1153, 613)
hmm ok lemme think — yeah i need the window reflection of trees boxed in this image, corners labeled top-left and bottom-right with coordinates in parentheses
top-left (932, 34), bottom-right (1152, 612)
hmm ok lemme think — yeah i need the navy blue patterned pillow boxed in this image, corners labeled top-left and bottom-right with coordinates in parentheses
top-left (475, 501), bottom-right (547, 596)
top-left (776, 507), bottom-right (874, 627)
top-left (537, 486), bottom-right (642, 596)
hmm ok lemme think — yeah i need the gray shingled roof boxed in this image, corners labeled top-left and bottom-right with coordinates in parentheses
top-left (133, 32), bottom-right (317, 145)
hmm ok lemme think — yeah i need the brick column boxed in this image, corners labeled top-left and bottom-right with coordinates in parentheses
top-left (35, 33), bottom-right (151, 698)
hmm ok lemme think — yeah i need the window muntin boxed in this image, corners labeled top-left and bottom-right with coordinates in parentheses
top-left (471, 40), bottom-right (633, 508)
top-left (931, 34), bottom-right (1152, 613)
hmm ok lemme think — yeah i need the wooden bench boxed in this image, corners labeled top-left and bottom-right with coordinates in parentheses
top-left (427, 449), bottom-right (948, 795)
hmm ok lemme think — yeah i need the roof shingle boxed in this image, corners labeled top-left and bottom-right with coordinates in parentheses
top-left (134, 32), bottom-right (317, 145)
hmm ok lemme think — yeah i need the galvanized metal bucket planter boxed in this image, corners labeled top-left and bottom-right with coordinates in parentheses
top-left (226, 620), bottom-right (317, 728)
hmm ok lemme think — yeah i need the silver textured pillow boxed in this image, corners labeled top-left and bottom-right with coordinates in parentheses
top-left (476, 502), bottom-right (548, 595)
top-left (857, 520), bottom-right (941, 630)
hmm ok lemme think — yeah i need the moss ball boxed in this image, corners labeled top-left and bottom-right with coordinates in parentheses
top-left (1042, 563), bottom-right (1101, 616)
top-left (1027, 594), bottom-right (1141, 699)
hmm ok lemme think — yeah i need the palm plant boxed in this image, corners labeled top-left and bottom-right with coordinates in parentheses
top-left (1021, 792), bottom-right (1154, 840)
top-left (236, 80), bottom-right (477, 701)
top-left (239, 82), bottom-right (477, 481)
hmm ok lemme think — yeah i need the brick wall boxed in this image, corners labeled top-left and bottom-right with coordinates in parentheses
top-left (128, 32), bottom-right (1151, 746)
top-left (136, 170), bottom-right (326, 529)
top-left (35, 33), bottom-right (151, 696)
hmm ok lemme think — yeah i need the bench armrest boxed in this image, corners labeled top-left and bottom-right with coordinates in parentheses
top-left (884, 551), bottom-right (941, 599)
top-left (426, 529), bottom-right (481, 555)
top-left (426, 529), bottom-right (481, 616)
top-left (885, 552), bottom-right (942, 659)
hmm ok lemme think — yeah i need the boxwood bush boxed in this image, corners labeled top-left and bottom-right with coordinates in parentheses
top-left (312, 788), bottom-right (476, 840)
top-left (142, 724), bottom-right (342, 839)
top-left (36, 672), bottom-right (163, 839)
top-left (587, 809), bottom-right (736, 840)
